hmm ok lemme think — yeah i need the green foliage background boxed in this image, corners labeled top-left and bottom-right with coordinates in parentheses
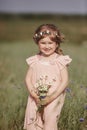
top-left (0, 14), bottom-right (87, 130)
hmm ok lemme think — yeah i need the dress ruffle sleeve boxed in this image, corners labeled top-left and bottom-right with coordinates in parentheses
top-left (26, 55), bottom-right (38, 66)
top-left (56, 55), bottom-right (72, 70)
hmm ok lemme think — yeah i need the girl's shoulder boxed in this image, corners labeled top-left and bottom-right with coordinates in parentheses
top-left (55, 54), bottom-right (72, 70)
top-left (26, 55), bottom-right (39, 66)
top-left (26, 54), bottom-right (72, 69)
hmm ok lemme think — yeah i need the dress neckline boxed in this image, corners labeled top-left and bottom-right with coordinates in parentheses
top-left (36, 53), bottom-right (60, 65)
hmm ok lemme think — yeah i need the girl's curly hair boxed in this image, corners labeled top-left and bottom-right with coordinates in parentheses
top-left (33, 24), bottom-right (65, 55)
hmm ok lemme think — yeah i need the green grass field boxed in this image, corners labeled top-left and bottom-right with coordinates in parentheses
top-left (0, 15), bottom-right (87, 130)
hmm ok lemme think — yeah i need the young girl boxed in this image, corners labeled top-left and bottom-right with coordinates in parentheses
top-left (24, 24), bottom-right (72, 130)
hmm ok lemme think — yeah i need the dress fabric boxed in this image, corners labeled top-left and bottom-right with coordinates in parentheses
top-left (24, 53), bottom-right (72, 130)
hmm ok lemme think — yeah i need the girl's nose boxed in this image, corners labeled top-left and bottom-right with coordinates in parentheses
top-left (45, 43), bottom-right (50, 48)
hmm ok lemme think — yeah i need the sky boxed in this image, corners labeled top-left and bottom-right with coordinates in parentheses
top-left (0, 0), bottom-right (86, 14)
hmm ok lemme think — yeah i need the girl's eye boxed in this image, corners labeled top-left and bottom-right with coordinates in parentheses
top-left (40, 42), bottom-right (53, 44)
top-left (49, 42), bottom-right (53, 44)
top-left (40, 42), bottom-right (45, 44)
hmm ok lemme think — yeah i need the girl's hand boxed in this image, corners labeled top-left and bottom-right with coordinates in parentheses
top-left (34, 96), bottom-right (40, 105)
top-left (30, 89), bottom-right (40, 104)
top-left (40, 96), bottom-right (53, 106)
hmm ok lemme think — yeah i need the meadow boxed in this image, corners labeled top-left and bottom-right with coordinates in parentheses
top-left (0, 15), bottom-right (87, 130)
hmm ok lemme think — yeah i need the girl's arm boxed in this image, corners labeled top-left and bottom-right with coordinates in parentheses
top-left (25, 67), bottom-right (40, 103)
top-left (41, 66), bottom-right (68, 105)
top-left (50, 66), bottom-right (68, 101)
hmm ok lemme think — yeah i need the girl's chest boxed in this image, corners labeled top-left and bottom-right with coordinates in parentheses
top-left (34, 63), bottom-right (61, 82)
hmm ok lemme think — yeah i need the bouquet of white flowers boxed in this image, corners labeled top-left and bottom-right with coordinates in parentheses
top-left (35, 75), bottom-right (56, 123)
top-left (36, 76), bottom-right (50, 102)
top-left (35, 75), bottom-right (51, 123)
top-left (36, 75), bottom-right (56, 96)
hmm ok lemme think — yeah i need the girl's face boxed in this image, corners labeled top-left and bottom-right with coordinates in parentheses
top-left (38, 36), bottom-right (58, 57)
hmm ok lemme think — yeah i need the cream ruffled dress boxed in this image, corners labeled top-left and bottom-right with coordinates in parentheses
top-left (24, 53), bottom-right (72, 130)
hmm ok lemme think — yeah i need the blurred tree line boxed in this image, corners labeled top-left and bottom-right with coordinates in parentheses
top-left (0, 13), bottom-right (87, 44)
